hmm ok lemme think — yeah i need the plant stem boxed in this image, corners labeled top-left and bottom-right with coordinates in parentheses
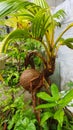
top-left (3, 122), bottom-right (7, 130)
top-left (55, 23), bottom-right (73, 46)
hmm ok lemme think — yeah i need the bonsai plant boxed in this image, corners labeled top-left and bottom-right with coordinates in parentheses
top-left (0, 0), bottom-right (73, 128)
top-left (0, 0), bottom-right (73, 83)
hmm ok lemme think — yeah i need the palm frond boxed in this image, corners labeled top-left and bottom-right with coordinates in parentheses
top-left (55, 23), bottom-right (73, 45)
top-left (0, 0), bottom-right (36, 18)
top-left (18, 12), bottom-right (34, 22)
top-left (62, 38), bottom-right (73, 49)
top-left (33, 0), bottom-right (49, 8)
top-left (53, 9), bottom-right (66, 20)
top-left (25, 3), bottom-right (41, 15)
top-left (17, 4), bottom-right (41, 22)
top-left (1, 29), bottom-right (30, 53)
top-left (31, 8), bottom-right (51, 39)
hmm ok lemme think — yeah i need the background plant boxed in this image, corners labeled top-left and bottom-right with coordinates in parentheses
top-left (0, 83), bottom-right (37, 130)
top-left (36, 84), bottom-right (73, 130)
top-left (1, 38), bottom-right (43, 87)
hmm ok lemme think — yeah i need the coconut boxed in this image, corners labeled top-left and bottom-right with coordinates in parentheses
top-left (20, 69), bottom-right (41, 92)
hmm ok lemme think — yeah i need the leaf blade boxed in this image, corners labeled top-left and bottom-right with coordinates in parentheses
top-left (40, 112), bottom-right (53, 125)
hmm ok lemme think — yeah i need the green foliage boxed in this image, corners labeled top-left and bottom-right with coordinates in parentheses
top-left (8, 117), bottom-right (36, 130)
top-left (2, 42), bottom-right (25, 87)
top-left (0, 0), bottom-right (73, 130)
top-left (0, 0), bottom-right (32, 18)
top-left (58, 89), bottom-right (73, 108)
top-left (54, 109), bottom-right (64, 126)
top-left (2, 29), bottom-right (30, 53)
top-left (2, 38), bottom-right (43, 87)
top-left (62, 38), bottom-right (73, 49)
top-left (40, 112), bottom-right (53, 125)
top-left (51, 84), bottom-right (60, 100)
top-left (67, 81), bottom-right (73, 89)
top-left (0, 0), bottom-right (73, 82)
top-left (0, 38), bottom-right (43, 129)
top-left (36, 84), bottom-right (73, 130)
top-left (0, 84), bottom-right (36, 130)
top-left (0, 0), bottom-right (69, 55)
top-left (31, 8), bottom-right (51, 39)
top-left (53, 9), bottom-right (65, 19)
top-left (33, 0), bottom-right (49, 8)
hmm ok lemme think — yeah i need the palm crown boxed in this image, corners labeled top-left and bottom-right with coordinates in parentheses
top-left (0, 0), bottom-right (73, 83)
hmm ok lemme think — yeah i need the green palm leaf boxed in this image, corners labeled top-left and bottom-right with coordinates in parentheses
top-left (0, 0), bottom-right (37, 18)
top-left (33, 0), bottom-right (49, 8)
top-left (53, 9), bottom-right (65, 20)
top-left (18, 10), bottom-right (34, 22)
top-left (62, 38), bottom-right (73, 49)
top-left (55, 23), bottom-right (73, 45)
top-left (1, 29), bottom-right (30, 53)
top-left (32, 8), bottom-right (51, 39)
top-left (17, 4), bottom-right (41, 22)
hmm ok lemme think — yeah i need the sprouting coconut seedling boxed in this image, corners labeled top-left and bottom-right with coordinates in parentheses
top-left (1, 0), bottom-right (73, 126)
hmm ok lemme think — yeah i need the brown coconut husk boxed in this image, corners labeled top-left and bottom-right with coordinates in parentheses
top-left (20, 68), bottom-right (43, 92)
